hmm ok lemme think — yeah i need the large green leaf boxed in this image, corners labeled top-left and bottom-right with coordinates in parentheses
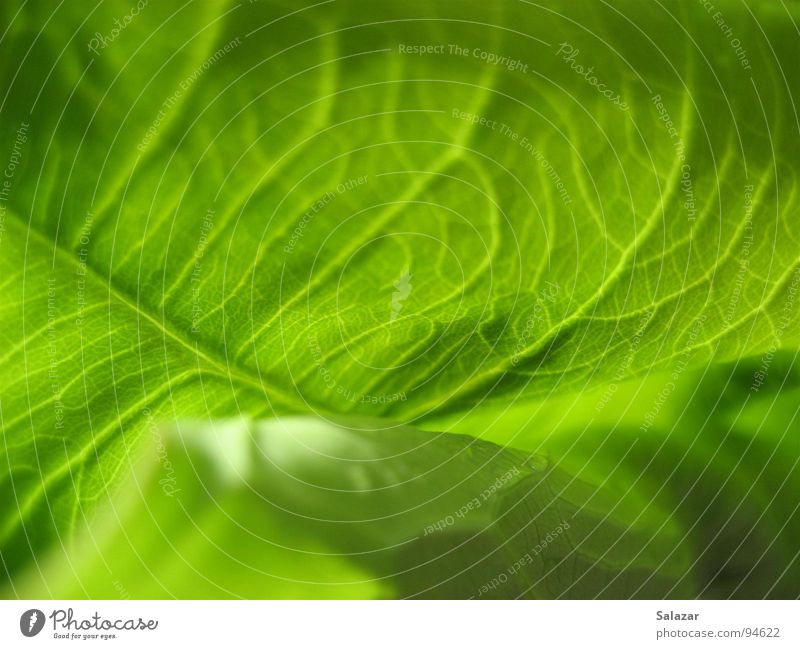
top-left (1, 0), bottom-right (799, 593)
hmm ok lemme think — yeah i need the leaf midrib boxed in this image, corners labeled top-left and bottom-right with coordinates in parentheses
top-left (8, 209), bottom-right (301, 413)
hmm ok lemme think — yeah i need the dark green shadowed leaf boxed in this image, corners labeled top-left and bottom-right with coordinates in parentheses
top-left (429, 352), bottom-right (800, 598)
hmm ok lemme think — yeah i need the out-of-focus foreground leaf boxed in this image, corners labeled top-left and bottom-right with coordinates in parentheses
top-left (6, 353), bottom-right (799, 598)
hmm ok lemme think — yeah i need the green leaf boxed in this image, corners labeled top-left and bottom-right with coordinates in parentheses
top-left (5, 416), bottom-right (696, 598)
top-left (430, 351), bottom-right (800, 598)
top-left (6, 355), bottom-right (800, 599)
top-left (1, 0), bottom-right (799, 593)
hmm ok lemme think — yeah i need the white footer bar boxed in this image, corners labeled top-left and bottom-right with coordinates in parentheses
top-left (1, 600), bottom-right (796, 648)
